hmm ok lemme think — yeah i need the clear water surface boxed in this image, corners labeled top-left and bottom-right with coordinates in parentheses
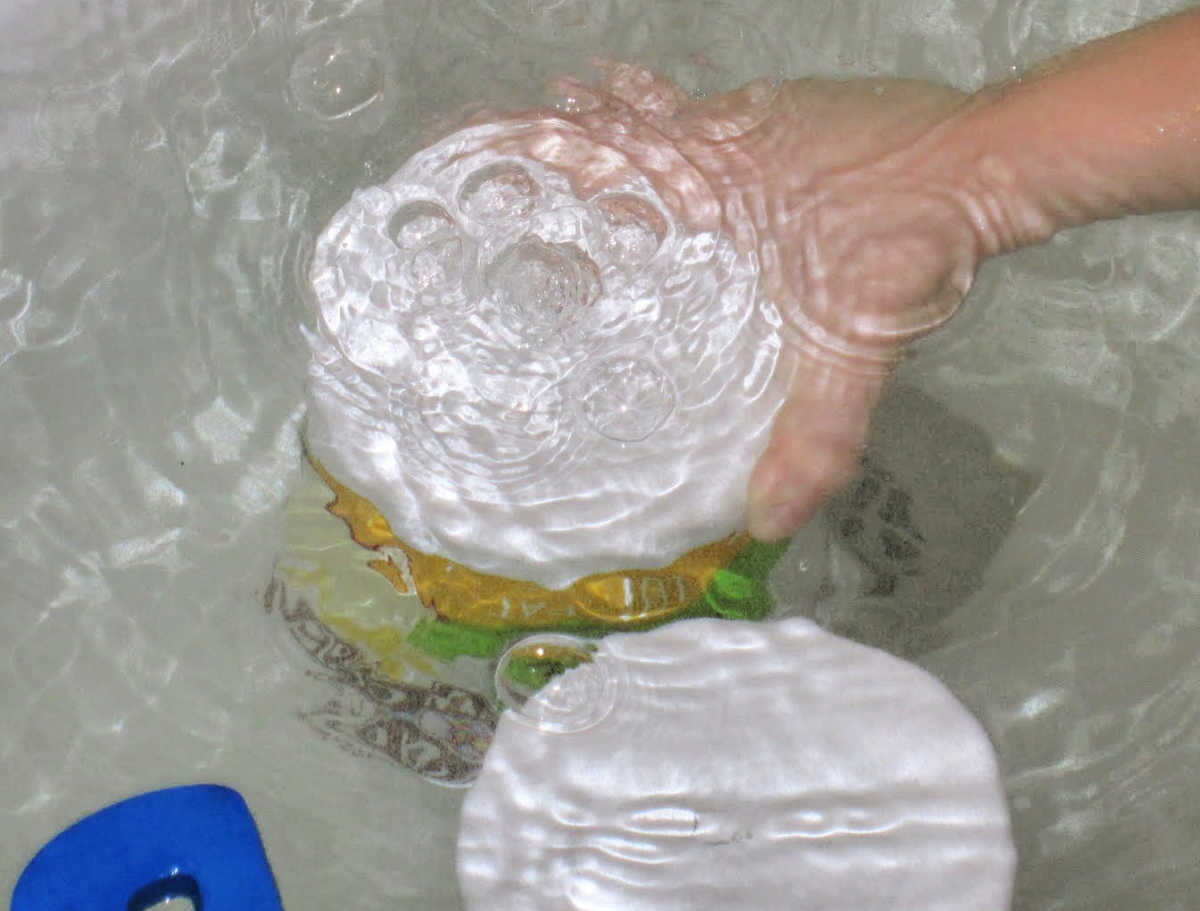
top-left (1, 1), bottom-right (1198, 909)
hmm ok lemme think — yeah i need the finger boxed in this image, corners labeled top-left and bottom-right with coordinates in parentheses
top-left (746, 353), bottom-right (888, 540)
top-left (587, 57), bottom-right (690, 119)
top-left (684, 77), bottom-right (782, 141)
top-left (484, 114), bottom-right (723, 231)
top-left (485, 124), bottom-right (639, 197)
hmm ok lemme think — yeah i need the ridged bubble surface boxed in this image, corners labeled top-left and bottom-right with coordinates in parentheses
top-left (304, 122), bottom-right (789, 589)
top-left (459, 618), bottom-right (1016, 911)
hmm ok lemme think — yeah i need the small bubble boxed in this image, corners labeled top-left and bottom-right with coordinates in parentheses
top-left (486, 237), bottom-right (600, 337)
top-left (288, 28), bottom-right (393, 130)
top-left (388, 201), bottom-right (463, 290)
top-left (577, 356), bottom-right (675, 442)
top-left (458, 163), bottom-right (540, 222)
top-left (388, 201), bottom-right (457, 249)
top-left (595, 193), bottom-right (667, 267)
top-left (495, 635), bottom-right (622, 733)
top-left (409, 240), bottom-right (463, 290)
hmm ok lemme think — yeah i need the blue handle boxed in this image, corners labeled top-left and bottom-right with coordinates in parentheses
top-left (12, 785), bottom-right (284, 911)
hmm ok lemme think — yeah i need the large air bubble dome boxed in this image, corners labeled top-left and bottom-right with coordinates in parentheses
top-left (304, 121), bottom-right (791, 589)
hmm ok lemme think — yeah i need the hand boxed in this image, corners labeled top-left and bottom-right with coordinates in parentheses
top-left (485, 61), bottom-right (988, 540)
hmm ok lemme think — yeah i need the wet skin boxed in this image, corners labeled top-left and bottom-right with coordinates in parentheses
top-left (478, 7), bottom-right (1200, 540)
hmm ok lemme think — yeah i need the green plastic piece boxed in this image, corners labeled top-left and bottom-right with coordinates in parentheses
top-left (712, 568), bottom-right (755, 599)
top-left (702, 538), bottom-right (790, 620)
top-left (502, 654), bottom-right (590, 690)
top-left (407, 618), bottom-right (508, 661)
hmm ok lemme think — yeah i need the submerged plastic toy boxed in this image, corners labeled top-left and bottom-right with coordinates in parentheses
top-left (269, 381), bottom-right (1032, 786)
top-left (12, 785), bottom-right (283, 911)
top-left (308, 454), bottom-right (788, 661)
top-left (264, 454), bottom-right (785, 785)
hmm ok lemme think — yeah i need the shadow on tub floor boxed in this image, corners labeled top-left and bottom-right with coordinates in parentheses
top-left (772, 381), bottom-right (1039, 656)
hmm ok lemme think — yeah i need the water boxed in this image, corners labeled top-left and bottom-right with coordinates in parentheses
top-left (2, 1), bottom-right (1199, 910)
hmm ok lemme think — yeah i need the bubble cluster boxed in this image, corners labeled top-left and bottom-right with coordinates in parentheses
top-left (304, 121), bottom-right (789, 587)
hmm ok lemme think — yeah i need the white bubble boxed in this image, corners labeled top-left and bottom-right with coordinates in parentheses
top-left (461, 618), bottom-right (1015, 911)
top-left (388, 201), bottom-right (457, 249)
top-left (387, 202), bottom-right (464, 291)
top-left (577, 356), bottom-right (674, 442)
top-left (494, 634), bottom-right (623, 734)
top-left (485, 236), bottom-right (600, 339)
top-left (458, 163), bottom-right (540, 222)
top-left (595, 193), bottom-right (667, 268)
top-left (288, 27), bottom-right (394, 131)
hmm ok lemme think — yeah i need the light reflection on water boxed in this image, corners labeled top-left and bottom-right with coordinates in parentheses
top-left (1, 1), bottom-right (1198, 910)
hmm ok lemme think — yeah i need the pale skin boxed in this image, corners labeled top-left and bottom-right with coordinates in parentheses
top-left (485, 7), bottom-right (1200, 541)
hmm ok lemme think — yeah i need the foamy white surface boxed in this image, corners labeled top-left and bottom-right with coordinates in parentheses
top-left (304, 123), bottom-right (789, 588)
top-left (460, 618), bottom-right (1015, 911)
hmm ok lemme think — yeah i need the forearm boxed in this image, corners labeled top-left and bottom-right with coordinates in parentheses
top-left (946, 6), bottom-right (1200, 254)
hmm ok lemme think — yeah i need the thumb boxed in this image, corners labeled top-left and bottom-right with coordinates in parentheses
top-left (746, 352), bottom-right (889, 540)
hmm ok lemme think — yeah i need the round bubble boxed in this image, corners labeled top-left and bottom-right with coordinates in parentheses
top-left (288, 25), bottom-right (396, 132)
top-left (458, 162), bottom-right (540, 222)
top-left (595, 193), bottom-right (668, 268)
top-left (485, 237), bottom-right (601, 340)
top-left (388, 202), bottom-right (465, 293)
top-left (576, 356), bottom-right (675, 442)
top-left (494, 634), bottom-right (620, 733)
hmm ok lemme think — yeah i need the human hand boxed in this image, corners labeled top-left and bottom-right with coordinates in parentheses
top-left (483, 61), bottom-right (988, 541)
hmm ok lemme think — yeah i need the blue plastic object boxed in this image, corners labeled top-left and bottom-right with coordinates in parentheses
top-left (11, 784), bottom-right (285, 911)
